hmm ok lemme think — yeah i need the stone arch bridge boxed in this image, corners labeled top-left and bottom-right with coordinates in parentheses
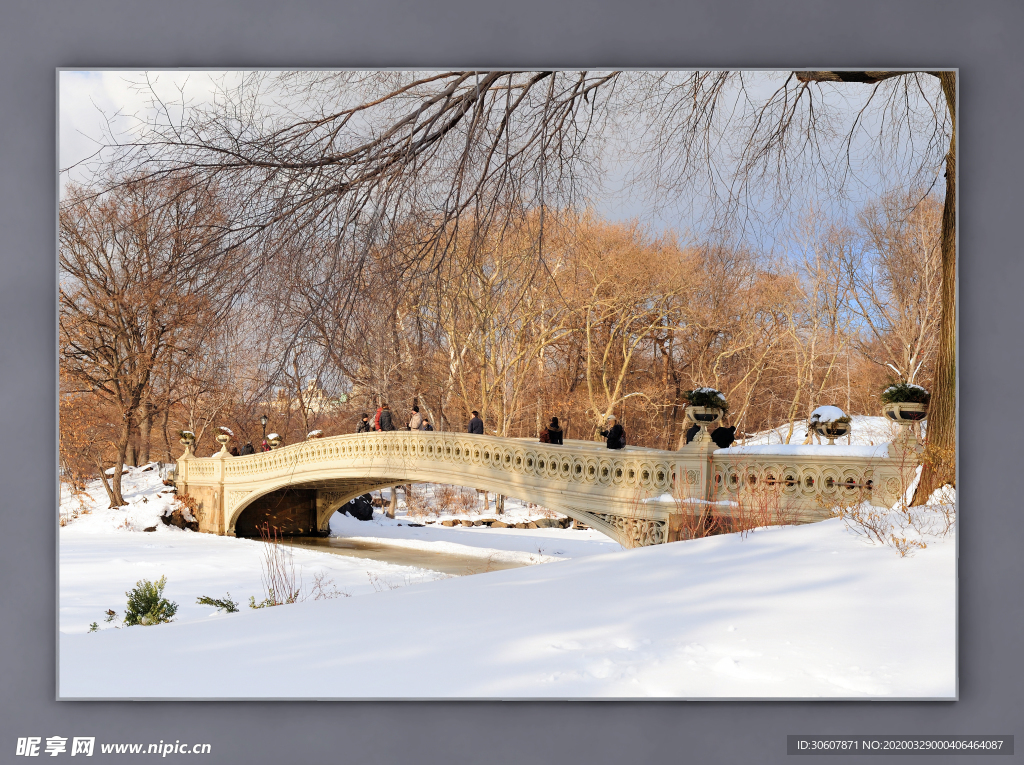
top-left (174, 431), bottom-right (915, 548)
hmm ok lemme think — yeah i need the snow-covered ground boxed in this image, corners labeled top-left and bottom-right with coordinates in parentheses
top-left (737, 414), bottom-right (903, 446)
top-left (58, 462), bottom-right (956, 699)
top-left (59, 469), bottom-right (607, 636)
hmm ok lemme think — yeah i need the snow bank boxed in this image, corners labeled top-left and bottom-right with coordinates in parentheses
top-left (643, 493), bottom-right (736, 507)
top-left (716, 443), bottom-right (890, 458)
top-left (740, 415), bottom-right (900, 446)
top-left (61, 513), bottom-right (955, 699)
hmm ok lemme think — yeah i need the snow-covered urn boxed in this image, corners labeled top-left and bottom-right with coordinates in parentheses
top-left (683, 388), bottom-right (728, 444)
top-left (306, 429), bottom-right (323, 440)
top-left (267, 432), bottom-right (282, 449)
top-left (808, 405), bottom-right (851, 445)
top-left (216, 426), bottom-right (233, 453)
top-left (178, 430), bottom-right (196, 458)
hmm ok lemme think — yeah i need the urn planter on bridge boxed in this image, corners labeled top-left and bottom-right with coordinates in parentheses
top-left (178, 431), bottom-right (196, 458)
top-left (883, 402), bottom-right (928, 454)
top-left (684, 406), bottom-right (723, 442)
top-left (808, 405), bottom-right (851, 445)
top-left (880, 384), bottom-right (930, 452)
top-left (682, 388), bottom-right (728, 444)
top-left (812, 419), bottom-right (850, 445)
top-left (882, 402), bottom-right (928, 423)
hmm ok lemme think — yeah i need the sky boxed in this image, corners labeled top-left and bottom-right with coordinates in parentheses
top-left (60, 70), bottom-right (243, 183)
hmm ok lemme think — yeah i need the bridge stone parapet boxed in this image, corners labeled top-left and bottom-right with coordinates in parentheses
top-left (173, 431), bottom-right (917, 547)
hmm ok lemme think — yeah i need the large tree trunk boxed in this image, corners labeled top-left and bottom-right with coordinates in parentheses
top-left (94, 457), bottom-right (117, 507)
top-left (109, 417), bottom-right (130, 507)
top-left (138, 400), bottom-right (153, 465)
top-left (914, 72), bottom-right (957, 502)
top-left (161, 404), bottom-right (172, 463)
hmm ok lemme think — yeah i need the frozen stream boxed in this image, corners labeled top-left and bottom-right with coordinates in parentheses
top-left (282, 535), bottom-right (532, 575)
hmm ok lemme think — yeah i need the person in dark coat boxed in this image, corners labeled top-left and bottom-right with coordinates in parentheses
top-left (546, 417), bottom-right (564, 445)
top-left (356, 413), bottom-right (372, 433)
top-left (683, 423), bottom-right (701, 444)
top-left (422, 419), bottom-right (434, 431)
top-left (229, 446), bottom-right (240, 457)
top-left (598, 415), bottom-right (626, 449)
top-left (710, 425), bottom-right (737, 449)
top-left (468, 411), bottom-right (484, 435)
top-left (240, 442), bottom-right (255, 456)
top-left (379, 403), bottom-right (396, 431)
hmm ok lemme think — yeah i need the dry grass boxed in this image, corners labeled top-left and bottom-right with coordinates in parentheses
top-left (310, 571), bottom-right (351, 600)
top-left (174, 493), bottom-right (202, 523)
top-left (434, 485), bottom-right (458, 514)
top-left (726, 482), bottom-right (798, 538)
top-left (452, 489), bottom-right (478, 515)
top-left (669, 465), bottom-right (798, 541)
top-left (253, 523), bottom-right (302, 606)
top-left (405, 493), bottom-right (436, 518)
top-left (821, 452), bottom-right (955, 557)
top-left (59, 487), bottom-right (94, 527)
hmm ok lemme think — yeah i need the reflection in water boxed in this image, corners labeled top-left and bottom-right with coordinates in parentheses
top-left (282, 536), bottom-right (529, 576)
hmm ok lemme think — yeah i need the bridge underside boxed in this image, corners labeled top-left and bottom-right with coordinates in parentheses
top-left (232, 479), bottom-right (393, 538)
top-left (223, 477), bottom-right (668, 547)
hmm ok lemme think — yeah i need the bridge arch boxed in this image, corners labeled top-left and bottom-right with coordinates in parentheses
top-left (226, 473), bottom-right (629, 545)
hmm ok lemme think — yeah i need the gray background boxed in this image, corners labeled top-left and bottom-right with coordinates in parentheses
top-left (3, 0), bottom-right (1021, 762)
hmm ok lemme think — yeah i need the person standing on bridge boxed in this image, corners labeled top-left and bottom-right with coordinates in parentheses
top-left (373, 405), bottom-right (383, 431)
top-left (711, 424), bottom-right (737, 449)
top-left (545, 417), bottom-right (564, 445)
top-left (468, 410), bottom-right (484, 435)
top-left (599, 415), bottom-right (626, 450)
top-left (356, 413), bottom-right (372, 433)
top-left (240, 442), bottom-right (255, 456)
top-left (379, 403), bottom-right (396, 431)
top-left (421, 418), bottom-right (434, 431)
top-left (408, 406), bottom-right (423, 431)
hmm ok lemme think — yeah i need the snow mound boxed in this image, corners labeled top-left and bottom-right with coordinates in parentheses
top-left (739, 415), bottom-right (900, 447)
top-left (809, 405), bottom-right (847, 423)
top-left (716, 443), bottom-right (890, 458)
top-left (60, 515), bottom-right (956, 699)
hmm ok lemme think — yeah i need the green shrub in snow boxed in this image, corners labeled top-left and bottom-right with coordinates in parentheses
top-left (124, 576), bottom-right (178, 626)
top-left (197, 594), bottom-right (239, 613)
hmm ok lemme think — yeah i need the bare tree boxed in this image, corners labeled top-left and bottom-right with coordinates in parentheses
top-left (844, 191), bottom-right (942, 386)
top-left (59, 174), bottom-right (236, 504)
